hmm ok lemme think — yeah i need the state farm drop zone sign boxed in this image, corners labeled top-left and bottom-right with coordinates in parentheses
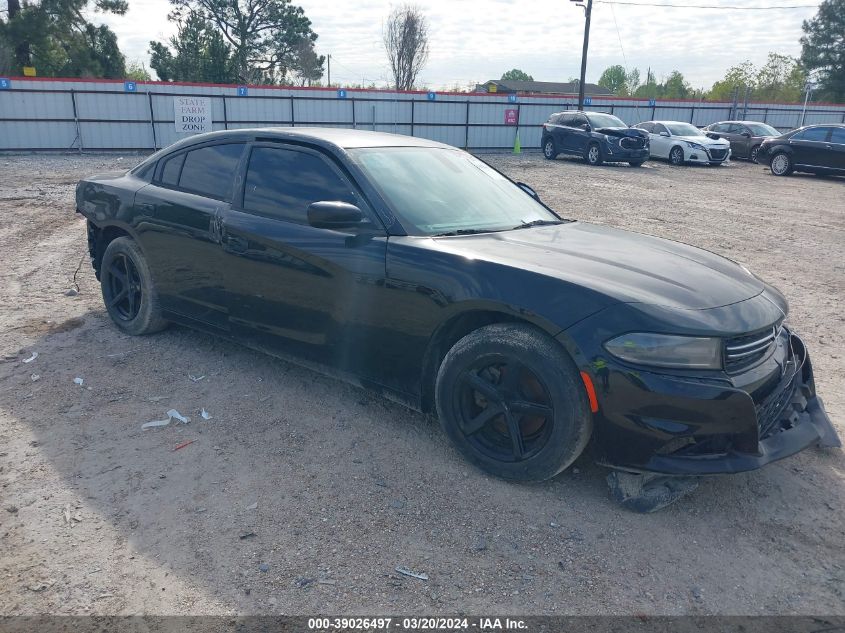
top-left (174, 97), bottom-right (213, 134)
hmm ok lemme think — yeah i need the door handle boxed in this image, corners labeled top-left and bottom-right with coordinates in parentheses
top-left (225, 235), bottom-right (249, 254)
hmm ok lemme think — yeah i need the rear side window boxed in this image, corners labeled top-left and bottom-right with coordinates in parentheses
top-left (178, 143), bottom-right (245, 200)
top-left (726, 123), bottom-right (744, 133)
top-left (711, 123), bottom-right (728, 133)
top-left (636, 122), bottom-right (654, 133)
top-left (160, 153), bottom-right (185, 186)
top-left (795, 127), bottom-right (831, 142)
top-left (653, 123), bottom-right (668, 135)
top-left (548, 114), bottom-right (562, 124)
top-left (242, 147), bottom-right (357, 224)
top-left (559, 113), bottom-right (574, 127)
top-left (828, 128), bottom-right (845, 144)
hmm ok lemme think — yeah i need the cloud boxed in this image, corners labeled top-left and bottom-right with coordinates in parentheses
top-left (100, 0), bottom-right (820, 89)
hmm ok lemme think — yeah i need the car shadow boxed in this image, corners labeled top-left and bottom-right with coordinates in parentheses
top-left (2, 311), bottom-right (844, 613)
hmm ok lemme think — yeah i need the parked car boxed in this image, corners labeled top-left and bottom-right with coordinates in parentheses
top-left (703, 120), bottom-right (780, 163)
top-left (76, 128), bottom-right (840, 511)
top-left (541, 111), bottom-right (649, 166)
top-left (756, 124), bottom-right (845, 177)
top-left (633, 120), bottom-right (731, 165)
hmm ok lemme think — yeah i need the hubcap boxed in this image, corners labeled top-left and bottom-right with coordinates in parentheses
top-left (105, 253), bottom-right (142, 321)
top-left (545, 141), bottom-right (554, 157)
top-left (750, 147), bottom-right (759, 163)
top-left (455, 358), bottom-right (554, 462)
top-left (671, 148), bottom-right (682, 164)
top-left (772, 154), bottom-right (788, 174)
top-left (588, 146), bottom-right (599, 163)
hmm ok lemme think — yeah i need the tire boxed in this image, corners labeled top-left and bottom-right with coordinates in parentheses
top-left (435, 323), bottom-right (593, 482)
top-left (542, 137), bottom-right (558, 160)
top-left (100, 236), bottom-right (168, 335)
top-left (585, 142), bottom-right (603, 166)
top-left (669, 146), bottom-right (685, 166)
top-left (769, 152), bottom-right (793, 177)
top-left (628, 161), bottom-right (644, 167)
top-left (749, 145), bottom-right (761, 163)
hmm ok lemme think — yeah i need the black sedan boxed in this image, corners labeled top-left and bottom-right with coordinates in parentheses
top-left (76, 128), bottom-right (840, 509)
top-left (757, 123), bottom-right (845, 176)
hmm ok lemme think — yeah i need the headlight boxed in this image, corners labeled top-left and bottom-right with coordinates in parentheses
top-left (685, 141), bottom-right (706, 151)
top-left (604, 333), bottom-right (722, 369)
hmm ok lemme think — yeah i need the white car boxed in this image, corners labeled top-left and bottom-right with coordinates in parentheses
top-left (633, 120), bottom-right (731, 166)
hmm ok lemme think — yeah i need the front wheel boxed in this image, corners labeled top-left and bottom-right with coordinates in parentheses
top-left (100, 236), bottom-right (168, 335)
top-left (542, 138), bottom-right (558, 160)
top-left (435, 323), bottom-right (593, 482)
top-left (770, 152), bottom-right (793, 176)
top-left (585, 143), bottom-right (603, 166)
top-left (749, 145), bottom-right (761, 163)
top-left (669, 146), bottom-right (685, 166)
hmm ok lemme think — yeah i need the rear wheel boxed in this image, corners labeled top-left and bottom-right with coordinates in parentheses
top-left (669, 146), bottom-right (685, 166)
top-left (100, 237), bottom-right (168, 335)
top-left (435, 324), bottom-right (593, 482)
top-left (585, 142), bottom-right (603, 166)
top-left (542, 137), bottom-right (558, 160)
top-left (770, 152), bottom-right (793, 176)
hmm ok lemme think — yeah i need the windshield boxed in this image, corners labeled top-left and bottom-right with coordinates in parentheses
top-left (350, 147), bottom-right (561, 236)
top-left (746, 123), bottom-right (779, 136)
top-left (666, 123), bottom-right (704, 137)
top-left (587, 113), bottom-right (626, 128)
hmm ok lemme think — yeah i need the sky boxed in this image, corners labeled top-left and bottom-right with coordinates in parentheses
top-left (100, 0), bottom-right (822, 90)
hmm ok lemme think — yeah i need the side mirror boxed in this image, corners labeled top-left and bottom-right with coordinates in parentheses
top-left (659, 131), bottom-right (670, 137)
top-left (307, 201), bottom-right (364, 229)
top-left (741, 132), bottom-right (751, 138)
top-left (516, 181), bottom-right (539, 200)
top-left (581, 123), bottom-right (591, 132)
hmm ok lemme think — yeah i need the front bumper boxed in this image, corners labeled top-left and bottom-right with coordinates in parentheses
top-left (686, 145), bottom-right (731, 164)
top-left (570, 328), bottom-right (841, 475)
top-left (601, 140), bottom-right (650, 162)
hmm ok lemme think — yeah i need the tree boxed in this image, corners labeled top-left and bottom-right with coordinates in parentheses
top-left (290, 38), bottom-right (324, 86)
top-left (126, 60), bottom-right (151, 81)
top-left (662, 70), bottom-right (692, 98)
top-left (801, 0), bottom-right (845, 101)
top-left (624, 68), bottom-right (641, 96)
top-left (501, 68), bottom-right (533, 81)
top-left (597, 64), bottom-right (627, 95)
top-left (0, 0), bottom-right (128, 77)
top-left (149, 12), bottom-right (234, 82)
top-left (707, 61), bottom-right (755, 101)
top-left (755, 53), bottom-right (805, 102)
top-left (165, 0), bottom-right (320, 84)
top-left (383, 4), bottom-right (429, 91)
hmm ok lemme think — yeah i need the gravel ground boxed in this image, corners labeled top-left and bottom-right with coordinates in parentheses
top-left (0, 151), bottom-right (843, 616)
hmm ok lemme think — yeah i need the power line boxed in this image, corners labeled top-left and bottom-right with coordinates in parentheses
top-left (597, 1), bottom-right (817, 8)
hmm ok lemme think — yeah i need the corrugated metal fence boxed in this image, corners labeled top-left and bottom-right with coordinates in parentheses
top-left (2, 77), bottom-right (845, 152)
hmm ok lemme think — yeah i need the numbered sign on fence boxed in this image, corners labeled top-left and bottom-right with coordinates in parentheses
top-left (174, 96), bottom-right (213, 134)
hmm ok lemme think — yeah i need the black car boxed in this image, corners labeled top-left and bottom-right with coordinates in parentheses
top-left (757, 123), bottom-right (845, 176)
top-left (541, 111), bottom-right (649, 166)
top-left (76, 128), bottom-right (840, 510)
top-left (703, 120), bottom-right (780, 163)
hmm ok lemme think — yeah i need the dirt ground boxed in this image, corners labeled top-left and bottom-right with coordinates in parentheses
top-left (1, 151), bottom-right (843, 616)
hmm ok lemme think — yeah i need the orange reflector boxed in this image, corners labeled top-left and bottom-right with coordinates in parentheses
top-left (580, 371), bottom-right (599, 413)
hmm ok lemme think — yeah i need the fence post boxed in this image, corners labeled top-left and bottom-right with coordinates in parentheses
top-left (70, 89), bottom-right (83, 153)
top-left (763, 107), bottom-right (768, 123)
top-left (351, 97), bottom-right (356, 129)
top-left (689, 104), bottom-right (695, 124)
top-left (290, 96), bottom-right (295, 127)
top-left (464, 100), bottom-right (470, 149)
top-left (222, 95), bottom-right (228, 130)
top-left (410, 99), bottom-right (415, 136)
top-left (146, 92), bottom-right (157, 150)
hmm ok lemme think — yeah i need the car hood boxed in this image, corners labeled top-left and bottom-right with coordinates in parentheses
top-left (595, 127), bottom-right (648, 139)
top-left (676, 134), bottom-right (729, 147)
top-left (432, 222), bottom-right (764, 310)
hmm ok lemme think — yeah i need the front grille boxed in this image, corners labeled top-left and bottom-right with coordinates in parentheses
top-left (724, 325), bottom-right (779, 372)
top-left (757, 377), bottom-right (798, 439)
top-left (708, 148), bottom-right (728, 160)
top-left (620, 137), bottom-right (645, 150)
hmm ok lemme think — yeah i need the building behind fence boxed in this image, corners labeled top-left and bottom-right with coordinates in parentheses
top-left (1, 76), bottom-right (845, 152)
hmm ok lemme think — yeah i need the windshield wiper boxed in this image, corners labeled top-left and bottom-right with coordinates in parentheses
top-left (431, 228), bottom-right (502, 237)
top-left (510, 219), bottom-right (565, 230)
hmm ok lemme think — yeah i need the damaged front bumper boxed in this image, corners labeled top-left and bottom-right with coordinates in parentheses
top-left (579, 329), bottom-right (841, 476)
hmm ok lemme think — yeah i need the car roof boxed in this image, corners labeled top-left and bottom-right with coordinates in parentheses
top-left (163, 127), bottom-right (453, 152)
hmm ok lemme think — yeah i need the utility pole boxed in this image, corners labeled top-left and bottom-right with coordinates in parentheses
top-left (570, 0), bottom-right (593, 110)
top-left (327, 54), bottom-right (331, 87)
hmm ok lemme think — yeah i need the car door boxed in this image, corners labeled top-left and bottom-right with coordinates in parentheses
top-left (650, 123), bottom-right (671, 158)
top-left (569, 113), bottom-right (591, 155)
top-left (827, 127), bottom-right (845, 170)
top-left (552, 113), bottom-right (575, 153)
top-left (218, 141), bottom-right (390, 377)
top-left (790, 126), bottom-right (833, 168)
top-left (725, 123), bottom-right (751, 158)
top-left (133, 141), bottom-right (246, 330)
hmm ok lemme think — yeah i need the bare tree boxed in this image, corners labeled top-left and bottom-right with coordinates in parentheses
top-left (383, 4), bottom-right (429, 91)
